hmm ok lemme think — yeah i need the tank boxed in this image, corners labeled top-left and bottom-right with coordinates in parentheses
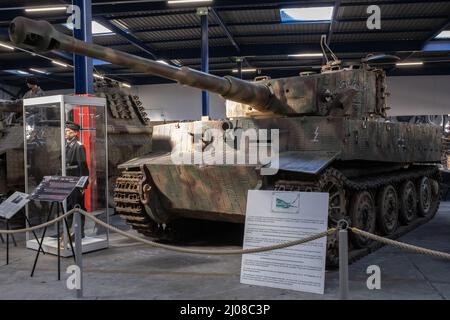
top-left (0, 76), bottom-right (152, 212)
top-left (9, 17), bottom-right (442, 265)
top-left (0, 99), bottom-right (28, 194)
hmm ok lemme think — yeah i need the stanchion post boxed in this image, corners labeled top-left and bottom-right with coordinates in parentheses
top-left (338, 222), bottom-right (349, 300)
top-left (74, 210), bottom-right (83, 298)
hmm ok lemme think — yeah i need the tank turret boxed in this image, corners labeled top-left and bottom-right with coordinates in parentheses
top-left (10, 16), bottom-right (387, 119)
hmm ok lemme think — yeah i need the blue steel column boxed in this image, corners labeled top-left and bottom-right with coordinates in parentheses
top-left (74, 0), bottom-right (93, 94)
top-left (200, 9), bottom-right (209, 117)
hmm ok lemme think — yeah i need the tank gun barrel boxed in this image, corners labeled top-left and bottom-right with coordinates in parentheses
top-left (9, 17), bottom-right (275, 113)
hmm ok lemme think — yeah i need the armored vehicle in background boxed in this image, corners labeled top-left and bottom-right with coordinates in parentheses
top-left (0, 99), bottom-right (26, 194)
top-left (10, 17), bottom-right (442, 264)
top-left (0, 76), bottom-right (152, 209)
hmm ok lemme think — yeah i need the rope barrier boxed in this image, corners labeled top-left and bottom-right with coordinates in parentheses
top-left (1, 208), bottom-right (449, 259)
top-left (83, 211), bottom-right (335, 255)
top-left (0, 211), bottom-right (73, 235)
top-left (351, 227), bottom-right (450, 261)
top-left (0, 208), bottom-right (334, 255)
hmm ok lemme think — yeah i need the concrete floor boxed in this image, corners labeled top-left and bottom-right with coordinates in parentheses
top-left (0, 203), bottom-right (449, 300)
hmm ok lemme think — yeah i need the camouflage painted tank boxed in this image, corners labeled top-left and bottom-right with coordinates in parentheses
top-left (10, 17), bottom-right (442, 265)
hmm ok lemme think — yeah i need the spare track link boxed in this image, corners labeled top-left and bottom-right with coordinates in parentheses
top-left (114, 170), bottom-right (182, 240)
top-left (114, 171), bottom-right (160, 238)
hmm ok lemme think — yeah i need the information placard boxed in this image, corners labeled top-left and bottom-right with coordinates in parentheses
top-left (0, 192), bottom-right (30, 219)
top-left (240, 190), bottom-right (329, 294)
top-left (30, 176), bottom-right (82, 202)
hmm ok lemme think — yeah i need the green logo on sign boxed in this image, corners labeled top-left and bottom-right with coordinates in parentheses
top-left (275, 196), bottom-right (299, 209)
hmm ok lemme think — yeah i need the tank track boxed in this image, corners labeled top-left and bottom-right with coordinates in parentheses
top-left (114, 165), bottom-right (441, 265)
top-left (114, 171), bottom-right (179, 241)
top-left (275, 165), bottom-right (441, 266)
top-left (114, 171), bottom-right (158, 237)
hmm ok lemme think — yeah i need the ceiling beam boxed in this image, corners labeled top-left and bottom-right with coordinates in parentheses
top-left (340, 0), bottom-right (449, 6)
top-left (88, 15), bottom-right (448, 36)
top-left (0, 58), bottom-right (64, 70)
top-left (100, 29), bottom-right (432, 49)
top-left (95, 16), bottom-right (158, 60)
top-left (0, 80), bottom-right (19, 98)
top-left (0, 0), bottom-right (447, 24)
top-left (152, 40), bottom-right (424, 60)
top-left (422, 41), bottom-right (450, 52)
top-left (210, 8), bottom-right (240, 53)
top-left (327, 0), bottom-right (340, 46)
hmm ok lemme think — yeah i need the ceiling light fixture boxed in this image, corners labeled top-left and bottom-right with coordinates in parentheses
top-left (52, 60), bottom-right (68, 67)
top-left (29, 68), bottom-right (48, 74)
top-left (25, 6), bottom-right (67, 13)
top-left (396, 62), bottom-right (424, 66)
top-left (232, 68), bottom-right (257, 73)
top-left (168, 0), bottom-right (213, 4)
top-left (0, 43), bottom-right (14, 50)
top-left (288, 53), bottom-right (323, 58)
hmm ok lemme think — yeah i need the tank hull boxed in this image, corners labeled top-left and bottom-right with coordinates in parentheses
top-left (114, 117), bottom-right (441, 232)
top-left (115, 117), bottom-right (440, 220)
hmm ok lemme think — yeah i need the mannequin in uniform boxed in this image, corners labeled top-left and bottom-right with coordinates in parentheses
top-left (65, 121), bottom-right (89, 238)
top-left (23, 78), bottom-right (45, 99)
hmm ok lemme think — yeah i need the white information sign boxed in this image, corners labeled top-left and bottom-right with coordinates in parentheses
top-left (240, 190), bottom-right (329, 294)
top-left (0, 192), bottom-right (30, 219)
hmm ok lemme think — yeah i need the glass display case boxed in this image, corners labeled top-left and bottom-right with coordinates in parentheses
top-left (24, 95), bottom-right (108, 256)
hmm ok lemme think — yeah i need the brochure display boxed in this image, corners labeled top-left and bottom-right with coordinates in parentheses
top-left (23, 95), bottom-right (109, 257)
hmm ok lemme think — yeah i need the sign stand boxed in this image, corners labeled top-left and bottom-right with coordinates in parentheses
top-left (30, 201), bottom-right (76, 280)
top-left (2, 215), bottom-right (39, 266)
top-left (28, 176), bottom-right (85, 280)
top-left (0, 229), bottom-right (17, 246)
top-left (0, 192), bottom-right (32, 266)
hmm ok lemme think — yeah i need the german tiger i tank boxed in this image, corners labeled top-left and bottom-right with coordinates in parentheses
top-left (10, 17), bottom-right (442, 265)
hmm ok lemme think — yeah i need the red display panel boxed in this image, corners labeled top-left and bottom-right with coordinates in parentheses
top-left (71, 94), bottom-right (98, 212)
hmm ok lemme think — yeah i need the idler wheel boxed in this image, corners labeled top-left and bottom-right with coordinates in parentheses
top-left (376, 184), bottom-right (399, 235)
top-left (399, 180), bottom-right (417, 225)
top-left (417, 177), bottom-right (440, 218)
top-left (349, 191), bottom-right (376, 248)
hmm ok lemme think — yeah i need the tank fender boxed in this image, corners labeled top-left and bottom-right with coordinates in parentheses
top-left (267, 151), bottom-right (340, 175)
